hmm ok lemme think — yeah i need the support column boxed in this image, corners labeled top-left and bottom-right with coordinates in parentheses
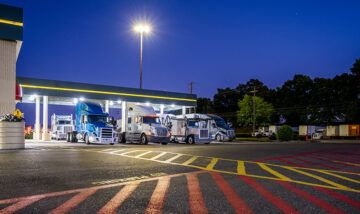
top-left (105, 100), bottom-right (110, 113)
top-left (160, 105), bottom-right (164, 114)
top-left (182, 106), bottom-right (186, 115)
top-left (34, 96), bottom-right (41, 140)
top-left (121, 101), bottom-right (128, 132)
top-left (0, 40), bottom-right (17, 115)
top-left (42, 96), bottom-right (50, 141)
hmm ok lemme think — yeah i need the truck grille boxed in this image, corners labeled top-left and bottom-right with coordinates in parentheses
top-left (199, 129), bottom-right (209, 139)
top-left (227, 130), bottom-right (234, 136)
top-left (64, 126), bottom-right (73, 133)
top-left (156, 127), bottom-right (168, 137)
top-left (101, 128), bottom-right (113, 139)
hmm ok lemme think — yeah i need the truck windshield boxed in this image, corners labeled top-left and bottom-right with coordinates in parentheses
top-left (143, 116), bottom-right (160, 124)
top-left (188, 120), bottom-right (208, 128)
top-left (214, 117), bottom-right (229, 129)
top-left (88, 115), bottom-right (107, 123)
top-left (58, 120), bottom-right (71, 125)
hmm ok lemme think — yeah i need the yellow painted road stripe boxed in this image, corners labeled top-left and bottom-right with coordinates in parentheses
top-left (182, 156), bottom-right (198, 165)
top-left (332, 160), bottom-right (360, 167)
top-left (135, 151), bottom-right (152, 158)
top-left (0, 19), bottom-right (23, 27)
top-left (206, 158), bottom-right (219, 170)
top-left (163, 154), bottom-right (183, 163)
top-left (150, 152), bottom-right (167, 160)
top-left (258, 163), bottom-right (291, 181)
top-left (283, 166), bottom-right (351, 190)
top-left (237, 161), bottom-right (246, 175)
top-left (317, 170), bottom-right (360, 184)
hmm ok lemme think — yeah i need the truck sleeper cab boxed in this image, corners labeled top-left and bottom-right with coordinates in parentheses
top-left (119, 105), bottom-right (170, 145)
top-left (207, 114), bottom-right (236, 142)
top-left (170, 115), bottom-right (211, 144)
top-left (67, 102), bottom-right (117, 145)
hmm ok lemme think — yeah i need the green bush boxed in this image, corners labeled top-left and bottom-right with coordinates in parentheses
top-left (277, 125), bottom-right (293, 141)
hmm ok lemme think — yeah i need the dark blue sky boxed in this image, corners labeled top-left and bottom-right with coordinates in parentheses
top-left (5, 0), bottom-right (360, 98)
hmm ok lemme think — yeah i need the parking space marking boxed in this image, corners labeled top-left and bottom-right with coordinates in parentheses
top-left (0, 170), bottom-right (358, 213)
top-left (135, 151), bottom-right (152, 158)
top-left (163, 153), bottom-right (183, 163)
top-left (237, 161), bottom-right (246, 175)
top-left (49, 189), bottom-right (97, 214)
top-left (332, 160), bottom-right (360, 167)
top-left (277, 181), bottom-right (345, 214)
top-left (98, 183), bottom-right (139, 214)
top-left (205, 158), bottom-right (219, 170)
top-left (145, 176), bottom-right (170, 214)
top-left (258, 163), bottom-right (291, 181)
top-left (150, 152), bottom-right (167, 160)
top-left (183, 156), bottom-right (198, 166)
top-left (89, 149), bottom-right (360, 193)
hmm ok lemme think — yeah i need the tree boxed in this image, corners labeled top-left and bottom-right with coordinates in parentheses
top-left (237, 95), bottom-right (274, 127)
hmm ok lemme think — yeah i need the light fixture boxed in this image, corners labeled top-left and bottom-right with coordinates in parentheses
top-left (79, 97), bottom-right (85, 101)
top-left (73, 98), bottom-right (78, 104)
top-left (29, 94), bottom-right (37, 101)
top-left (133, 24), bottom-right (151, 34)
top-left (117, 100), bottom-right (122, 104)
top-left (109, 101), bottom-right (114, 106)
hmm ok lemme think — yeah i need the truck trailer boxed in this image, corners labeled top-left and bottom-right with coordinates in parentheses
top-left (67, 101), bottom-right (117, 145)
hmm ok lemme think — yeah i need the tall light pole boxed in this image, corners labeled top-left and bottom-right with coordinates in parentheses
top-left (133, 24), bottom-right (151, 89)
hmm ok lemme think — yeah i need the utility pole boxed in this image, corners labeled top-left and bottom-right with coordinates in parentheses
top-left (188, 82), bottom-right (194, 94)
top-left (249, 86), bottom-right (258, 134)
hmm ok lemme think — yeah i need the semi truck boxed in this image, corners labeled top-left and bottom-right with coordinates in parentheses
top-left (51, 114), bottom-right (74, 140)
top-left (206, 114), bottom-right (236, 142)
top-left (67, 101), bottom-right (117, 145)
top-left (168, 114), bottom-right (211, 144)
top-left (118, 105), bottom-right (170, 145)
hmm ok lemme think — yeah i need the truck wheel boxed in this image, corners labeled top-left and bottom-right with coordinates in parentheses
top-left (110, 143), bottom-right (114, 145)
top-left (71, 131), bottom-right (78, 143)
top-left (119, 133), bottom-right (126, 143)
top-left (140, 134), bottom-right (148, 145)
top-left (85, 134), bottom-right (90, 145)
top-left (187, 135), bottom-right (195, 144)
top-left (215, 134), bottom-right (222, 142)
top-left (161, 142), bottom-right (168, 145)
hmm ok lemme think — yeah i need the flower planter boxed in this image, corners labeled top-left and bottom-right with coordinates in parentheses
top-left (0, 122), bottom-right (25, 149)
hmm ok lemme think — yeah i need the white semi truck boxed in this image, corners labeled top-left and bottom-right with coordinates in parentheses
top-left (118, 105), bottom-right (170, 145)
top-left (51, 114), bottom-right (75, 140)
top-left (167, 114), bottom-right (212, 144)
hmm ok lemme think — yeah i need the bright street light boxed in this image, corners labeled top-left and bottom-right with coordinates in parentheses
top-left (133, 23), bottom-right (152, 89)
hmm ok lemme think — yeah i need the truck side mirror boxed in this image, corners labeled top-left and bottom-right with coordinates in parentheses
top-left (83, 116), bottom-right (88, 123)
top-left (212, 123), bottom-right (216, 128)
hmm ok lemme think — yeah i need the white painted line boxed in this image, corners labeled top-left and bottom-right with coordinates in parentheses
top-left (150, 152), bottom-right (167, 160)
top-left (135, 151), bottom-right (152, 158)
top-left (163, 154), bottom-right (183, 163)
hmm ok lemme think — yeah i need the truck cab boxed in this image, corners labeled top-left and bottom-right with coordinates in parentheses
top-left (51, 114), bottom-right (74, 140)
top-left (170, 114), bottom-right (211, 144)
top-left (207, 114), bottom-right (236, 142)
top-left (118, 105), bottom-right (170, 145)
top-left (67, 101), bottom-right (117, 145)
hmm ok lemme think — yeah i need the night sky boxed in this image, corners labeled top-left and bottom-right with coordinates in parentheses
top-left (4, 0), bottom-right (360, 98)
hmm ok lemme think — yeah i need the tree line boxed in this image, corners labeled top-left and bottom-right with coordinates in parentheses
top-left (197, 58), bottom-right (360, 127)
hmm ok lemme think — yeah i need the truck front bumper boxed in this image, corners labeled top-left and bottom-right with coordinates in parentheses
top-left (148, 136), bottom-right (170, 144)
top-left (89, 136), bottom-right (115, 144)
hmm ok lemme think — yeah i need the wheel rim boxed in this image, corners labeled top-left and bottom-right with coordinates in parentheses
top-left (142, 136), bottom-right (146, 144)
top-left (216, 135), bottom-right (221, 141)
top-left (189, 137), bottom-right (193, 144)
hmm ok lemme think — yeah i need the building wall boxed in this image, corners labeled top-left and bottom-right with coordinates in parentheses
top-left (0, 40), bottom-right (16, 115)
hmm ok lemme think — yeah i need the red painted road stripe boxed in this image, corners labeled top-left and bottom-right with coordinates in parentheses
top-left (314, 187), bottom-right (360, 210)
top-left (277, 181), bottom-right (345, 214)
top-left (289, 156), bottom-right (340, 170)
top-left (211, 173), bottom-right (253, 214)
top-left (305, 154), bottom-right (356, 169)
top-left (49, 189), bottom-right (97, 214)
top-left (239, 176), bottom-right (298, 214)
top-left (276, 158), bottom-right (304, 167)
top-left (97, 183), bottom-right (139, 214)
top-left (145, 177), bottom-right (170, 214)
top-left (0, 196), bottom-right (45, 214)
top-left (186, 173), bottom-right (208, 214)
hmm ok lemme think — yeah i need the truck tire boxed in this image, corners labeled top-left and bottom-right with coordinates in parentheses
top-left (187, 135), bottom-right (195, 144)
top-left (71, 131), bottom-right (78, 143)
top-left (215, 134), bottom-right (222, 142)
top-left (140, 134), bottom-right (148, 145)
top-left (85, 134), bottom-right (90, 145)
top-left (119, 133), bottom-right (126, 143)
top-left (161, 142), bottom-right (168, 145)
top-left (66, 133), bottom-right (71, 142)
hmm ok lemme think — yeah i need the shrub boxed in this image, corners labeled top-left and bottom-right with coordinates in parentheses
top-left (277, 125), bottom-right (293, 141)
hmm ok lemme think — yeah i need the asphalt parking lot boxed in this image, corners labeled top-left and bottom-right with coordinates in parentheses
top-left (0, 140), bottom-right (359, 213)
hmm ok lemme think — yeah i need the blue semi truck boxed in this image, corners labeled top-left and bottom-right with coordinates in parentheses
top-left (67, 101), bottom-right (117, 145)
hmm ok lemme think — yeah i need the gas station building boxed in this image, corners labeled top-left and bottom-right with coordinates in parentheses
top-left (0, 3), bottom-right (197, 141)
